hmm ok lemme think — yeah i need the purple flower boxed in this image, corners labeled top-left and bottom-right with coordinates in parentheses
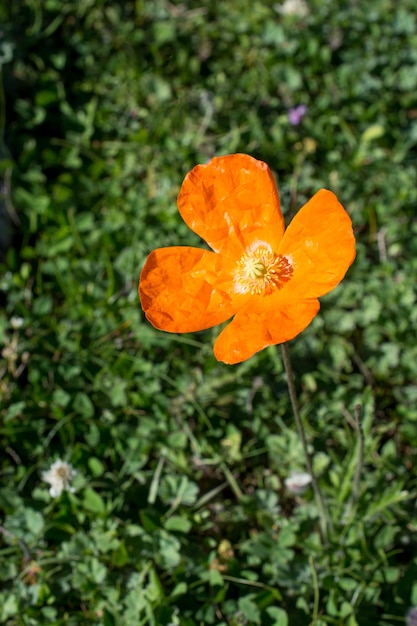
top-left (288, 104), bottom-right (308, 126)
top-left (406, 607), bottom-right (417, 626)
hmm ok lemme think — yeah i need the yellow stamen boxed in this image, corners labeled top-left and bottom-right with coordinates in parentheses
top-left (234, 245), bottom-right (293, 295)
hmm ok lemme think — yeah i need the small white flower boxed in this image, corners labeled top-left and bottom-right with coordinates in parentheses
top-left (10, 317), bottom-right (24, 330)
top-left (285, 470), bottom-right (312, 495)
top-left (276, 0), bottom-right (309, 17)
top-left (42, 460), bottom-right (76, 497)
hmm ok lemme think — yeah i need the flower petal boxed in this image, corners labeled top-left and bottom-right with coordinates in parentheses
top-left (139, 246), bottom-right (249, 333)
top-left (278, 189), bottom-right (356, 297)
top-left (177, 154), bottom-right (285, 258)
top-left (213, 292), bottom-right (320, 364)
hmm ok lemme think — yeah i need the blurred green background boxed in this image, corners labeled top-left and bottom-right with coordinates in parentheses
top-left (1, 0), bottom-right (417, 624)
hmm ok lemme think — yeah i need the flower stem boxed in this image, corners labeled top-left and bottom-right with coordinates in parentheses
top-left (280, 343), bottom-right (332, 544)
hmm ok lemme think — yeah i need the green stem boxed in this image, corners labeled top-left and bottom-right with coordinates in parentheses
top-left (309, 555), bottom-right (320, 625)
top-left (348, 404), bottom-right (364, 514)
top-left (280, 343), bottom-right (332, 544)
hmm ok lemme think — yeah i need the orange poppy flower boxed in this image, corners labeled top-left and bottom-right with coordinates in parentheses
top-left (139, 153), bottom-right (356, 364)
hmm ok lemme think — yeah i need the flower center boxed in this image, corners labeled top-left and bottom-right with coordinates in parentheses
top-left (234, 245), bottom-right (293, 295)
top-left (55, 465), bottom-right (72, 484)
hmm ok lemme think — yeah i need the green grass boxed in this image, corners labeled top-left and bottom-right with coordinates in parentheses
top-left (1, 0), bottom-right (417, 624)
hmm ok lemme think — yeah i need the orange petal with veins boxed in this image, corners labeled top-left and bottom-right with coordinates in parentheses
top-left (214, 291), bottom-right (320, 364)
top-left (139, 246), bottom-right (249, 333)
top-left (278, 189), bottom-right (356, 298)
top-left (177, 154), bottom-right (285, 259)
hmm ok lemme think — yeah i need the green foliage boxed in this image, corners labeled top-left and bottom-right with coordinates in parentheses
top-left (1, 0), bottom-right (417, 624)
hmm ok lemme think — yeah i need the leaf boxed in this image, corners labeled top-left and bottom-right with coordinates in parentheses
top-left (360, 124), bottom-right (385, 143)
top-left (364, 486), bottom-right (412, 521)
top-left (32, 295), bottom-right (53, 315)
top-left (4, 401), bottom-right (26, 422)
top-left (238, 595), bottom-right (261, 624)
top-left (82, 488), bottom-right (106, 514)
top-left (73, 392), bottom-right (95, 418)
top-left (266, 607), bottom-right (288, 626)
top-left (88, 457), bottom-right (105, 477)
top-left (164, 515), bottom-right (192, 533)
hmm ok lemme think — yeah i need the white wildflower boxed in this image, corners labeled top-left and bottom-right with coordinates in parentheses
top-left (285, 470), bottom-right (312, 495)
top-left (276, 0), bottom-right (309, 17)
top-left (42, 459), bottom-right (76, 497)
top-left (10, 317), bottom-right (24, 330)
